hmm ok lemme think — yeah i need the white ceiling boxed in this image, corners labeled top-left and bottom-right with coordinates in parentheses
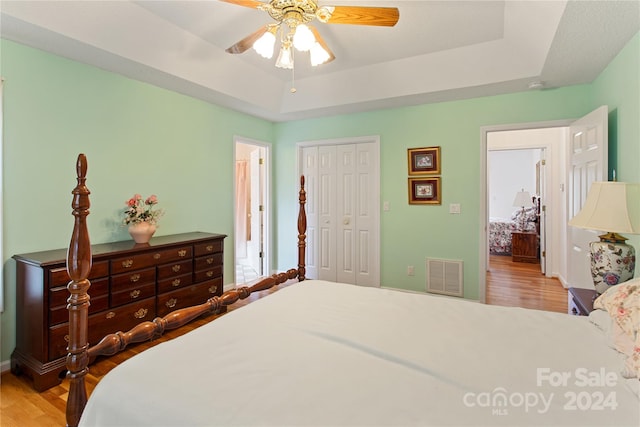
top-left (1, 1), bottom-right (639, 122)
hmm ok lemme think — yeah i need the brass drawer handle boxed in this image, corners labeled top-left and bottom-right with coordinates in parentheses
top-left (122, 259), bottom-right (134, 268)
top-left (64, 334), bottom-right (69, 343)
top-left (206, 271), bottom-right (214, 277)
top-left (206, 245), bottom-right (214, 252)
top-left (206, 257), bottom-right (214, 265)
top-left (130, 289), bottom-right (141, 299)
top-left (106, 311), bottom-right (116, 319)
top-left (130, 273), bottom-right (141, 282)
top-left (134, 308), bottom-right (148, 319)
top-left (208, 285), bottom-right (217, 294)
top-left (178, 249), bottom-right (187, 257)
top-left (166, 298), bottom-right (177, 309)
top-left (153, 253), bottom-right (161, 260)
top-left (172, 278), bottom-right (181, 287)
top-left (172, 265), bottom-right (181, 273)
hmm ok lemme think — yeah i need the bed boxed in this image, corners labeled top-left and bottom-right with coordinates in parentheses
top-left (489, 202), bottom-right (539, 255)
top-left (64, 154), bottom-right (639, 426)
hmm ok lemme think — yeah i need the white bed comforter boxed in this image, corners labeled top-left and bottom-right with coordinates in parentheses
top-left (80, 280), bottom-right (639, 426)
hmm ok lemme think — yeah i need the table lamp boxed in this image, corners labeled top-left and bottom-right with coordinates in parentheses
top-left (568, 181), bottom-right (640, 294)
top-left (512, 189), bottom-right (533, 230)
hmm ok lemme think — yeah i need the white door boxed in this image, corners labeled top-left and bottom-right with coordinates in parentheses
top-left (249, 148), bottom-right (265, 275)
top-left (538, 152), bottom-right (547, 275)
top-left (567, 106), bottom-right (608, 289)
top-left (318, 146), bottom-right (337, 281)
top-left (301, 139), bottom-right (380, 286)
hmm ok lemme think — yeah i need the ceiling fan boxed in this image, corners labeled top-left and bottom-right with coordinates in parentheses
top-left (222, 0), bottom-right (399, 69)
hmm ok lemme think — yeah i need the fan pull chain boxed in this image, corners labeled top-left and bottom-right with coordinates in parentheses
top-left (290, 50), bottom-right (296, 93)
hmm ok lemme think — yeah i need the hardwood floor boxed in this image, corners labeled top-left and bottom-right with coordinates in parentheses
top-left (487, 254), bottom-right (567, 313)
top-left (1, 262), bottom-right (568, 426)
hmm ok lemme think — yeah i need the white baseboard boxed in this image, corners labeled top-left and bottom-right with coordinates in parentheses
top-left (1, 359), bottom-right (11, 374)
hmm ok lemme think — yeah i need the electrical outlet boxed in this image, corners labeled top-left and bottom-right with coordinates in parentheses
top-left (407, 265), bottom-right (414, 276)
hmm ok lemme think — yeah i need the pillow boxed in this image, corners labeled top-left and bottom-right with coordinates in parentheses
top-left (594, 278), bottom-right (640, 379)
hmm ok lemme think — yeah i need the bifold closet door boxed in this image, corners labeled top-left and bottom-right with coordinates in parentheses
top-left (302, 142), bottom-right (379, 286)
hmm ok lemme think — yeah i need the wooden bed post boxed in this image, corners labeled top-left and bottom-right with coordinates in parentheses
top-left (65, 154), bottom-right (92, 427)
top-left (64, 168), bottom-right (309, 424)
top-left (298, 175), bottom-right (306, 281)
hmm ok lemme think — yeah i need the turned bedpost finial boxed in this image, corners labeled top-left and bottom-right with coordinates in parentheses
top-left (298, 175), bottom-right (306, 281)
top-left (66, 153), bottom-right (92, 427)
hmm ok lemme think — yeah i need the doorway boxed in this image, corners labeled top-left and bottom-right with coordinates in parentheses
top-left (479, 106), bottom-right (608, 304)
top-left (479, 121), bottom-right (571, 303)
top-left (488, 136), bottom-right (547, 274)
top-left (234, 138), bottom-right (270, 285)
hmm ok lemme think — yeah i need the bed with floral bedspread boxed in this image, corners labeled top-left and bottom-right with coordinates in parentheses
top-left (489, 206), bottom-right (538, 255)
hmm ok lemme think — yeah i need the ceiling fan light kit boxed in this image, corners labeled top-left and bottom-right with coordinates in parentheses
top-left (223, 0), bottom-right (399, 85)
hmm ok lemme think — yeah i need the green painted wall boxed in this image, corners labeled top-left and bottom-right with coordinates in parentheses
top-left (591, 32), bottom-right (640, 259)
top-left (273, 31), bottom-right (640, 298)
top-left (273, 87), bottom-right (591, 295)
top-left (0, 39), bottom-right (274, 362)
top-left (1, 31), bottom-right (638, 366)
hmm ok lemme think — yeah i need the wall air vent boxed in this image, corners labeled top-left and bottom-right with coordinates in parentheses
top-left (426, 258), bottom-right (463, 297)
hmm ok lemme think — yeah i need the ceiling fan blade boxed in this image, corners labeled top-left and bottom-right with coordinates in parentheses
top-left (226, 25), bottom-right (269, 54)
top-left (323, 6), bottom-right (399, 27)
top-left (310, 27), bottom-right (335, 64)
top-left (219, 0), bottom-right (265, 9)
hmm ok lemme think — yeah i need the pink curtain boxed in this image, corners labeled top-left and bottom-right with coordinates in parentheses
top-left (235, 161), bottom-right (249, 258)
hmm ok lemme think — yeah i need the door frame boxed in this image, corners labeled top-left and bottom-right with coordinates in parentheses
top-left (233, 136), bottom-right (272, 283)
top-left (479, 119), bottom-right (572, 303)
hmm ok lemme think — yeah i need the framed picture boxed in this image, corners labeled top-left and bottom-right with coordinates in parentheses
top-left (408, 177), bottom-right (441, 205)
top-left (408, 146), bottom-right (441, 175)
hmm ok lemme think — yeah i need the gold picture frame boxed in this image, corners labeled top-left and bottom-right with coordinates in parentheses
top-left (408, 177), bottom-right (441, 205)
top-left (408, 146), bottom-right (441, 175)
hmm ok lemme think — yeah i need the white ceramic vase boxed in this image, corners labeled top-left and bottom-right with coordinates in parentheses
top-left (128, 222), bottom-right (156, 244)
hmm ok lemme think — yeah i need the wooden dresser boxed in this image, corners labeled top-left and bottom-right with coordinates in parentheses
top-left (11, 232), bottom-right (226, 391)
top-left (511, 231), bottom-right (538, 263)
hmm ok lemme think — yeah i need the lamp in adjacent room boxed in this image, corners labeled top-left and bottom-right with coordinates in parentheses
top-left (512, 189), bottom-right (533, 230)
top-left (568, 181), bottom-right (640, 294)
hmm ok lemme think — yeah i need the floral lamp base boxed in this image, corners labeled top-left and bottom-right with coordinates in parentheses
top-left (590, 240), bottom-right (636, 294)
top-left (128, 222), bottom-right (157, 244)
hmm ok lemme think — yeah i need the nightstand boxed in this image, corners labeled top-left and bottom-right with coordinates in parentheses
top-left (511, 231), bottom-right (537, 263)
top-left (568, 287), bottom-right (598, 316)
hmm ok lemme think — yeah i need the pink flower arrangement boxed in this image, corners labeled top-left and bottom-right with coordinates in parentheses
top-left (123, 194), bottom-right (164, 225)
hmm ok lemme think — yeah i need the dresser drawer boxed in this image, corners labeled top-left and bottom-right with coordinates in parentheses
top-left (111, 282), bottom-right (156, 308)
top-left (194, 253), bottom-right (223, 271)
top-left (156, 278), bottom-right (222, 317)
top-left (111, 267), bottom-right (156, 289)
top-left (194, 240), bottom-right (223, 256)
top-left (49, 277), bottom-right (109, 326)
top-left (49, 277), bottom-right (109, 309)
top-left (48, 261), bottom-right (109, 288)
top-left (157, 259), bottom-right (193, 280)
top-left (157, 273), bottom-right (193, 294)
top-left (49, 297), bottom-right (156, 360)
top-left (194, 265), bottom-right (223, 282)
top-left (110, 246), bottom-right (192, 274)
top-left (49, 294), bottom-right (109, 326)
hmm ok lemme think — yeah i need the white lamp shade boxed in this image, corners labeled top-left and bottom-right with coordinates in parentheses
top-left (512, 190), bottom-right (533, 208)
top-left (293, 24), bottom-right (315, 51)
top-left (568, 181), bottom-right (640, 234)
top-left (275, 45), bottom-right (294, 69)
top-left (252, 31), bottom-right (276, 59)
top-left (310, 42), bottom-right (330, 66)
